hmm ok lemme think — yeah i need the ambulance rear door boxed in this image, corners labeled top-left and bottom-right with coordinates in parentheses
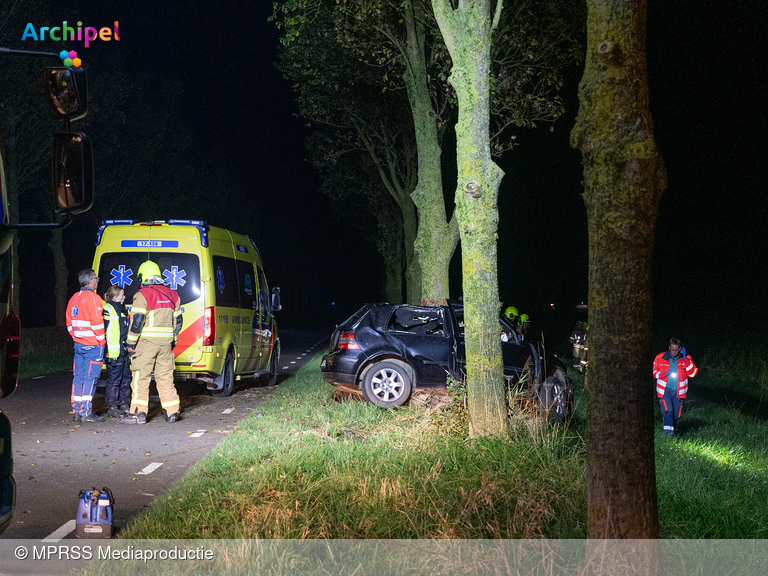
top-left (95, 238), bottom-right (205, 368)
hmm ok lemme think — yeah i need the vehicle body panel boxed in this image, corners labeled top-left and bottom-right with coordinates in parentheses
top-left (321, 302), bottom-right (551, 398)
top-left (93, 221), bottom-right (279, 387)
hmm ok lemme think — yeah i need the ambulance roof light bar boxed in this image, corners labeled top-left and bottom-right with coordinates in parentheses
top-left (95, 219), bottom-right (136, 246)
top-left (168, 219), bottom-right (209, 248)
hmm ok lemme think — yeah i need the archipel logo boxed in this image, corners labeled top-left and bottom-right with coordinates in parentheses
top-left (60, 50), bottom-right (81, 67)
top-left (21, 20), bottom-right (119, 48)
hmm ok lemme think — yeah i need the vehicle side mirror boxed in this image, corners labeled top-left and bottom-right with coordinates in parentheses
top-left (52, 133), bottom-right (93, 215)
top-left (271, 287), bottom-right (281, 312)
top-left (41, 66), bottom-right (88, 121)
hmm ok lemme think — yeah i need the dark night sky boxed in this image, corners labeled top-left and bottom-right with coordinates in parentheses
top-left (4, 1), bottom-right (767, 345)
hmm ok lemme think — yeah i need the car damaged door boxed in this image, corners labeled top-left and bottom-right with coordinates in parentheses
top-left (383, 306), bottom-right (453, 387)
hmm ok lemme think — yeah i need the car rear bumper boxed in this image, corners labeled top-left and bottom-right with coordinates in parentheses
top-left (320, 352), bottom-right (362, 387)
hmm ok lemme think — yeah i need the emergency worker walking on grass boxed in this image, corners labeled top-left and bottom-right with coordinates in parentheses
top-left (65, 269), bottom-right (106, 423)
top-left (121, 261), bottom-right (183, 425)
top-left (652, 338), bottom-right (698, 437)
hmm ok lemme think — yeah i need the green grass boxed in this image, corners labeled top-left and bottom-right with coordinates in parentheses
top-left (117, 359), bottom-right (587, 540)
top-left (18, 326), bottom-right (72, 378)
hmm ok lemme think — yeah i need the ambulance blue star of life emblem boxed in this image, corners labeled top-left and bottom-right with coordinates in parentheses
top-left (72, 305), bottom-right (79, 318)
top-left (216, 267), bottom-right (225, 293)
top-left (163, 266), bottom-right (186, 290)
top-left (110, 265), bottom-right (133, 287)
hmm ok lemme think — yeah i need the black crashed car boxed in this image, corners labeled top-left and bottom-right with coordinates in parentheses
top-left (320, 301), bottom-right (573, 420)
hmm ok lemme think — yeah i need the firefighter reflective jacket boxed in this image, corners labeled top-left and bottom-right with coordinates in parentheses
top-left (127, 284), bottom-right (182, 346)
top-left (103, 301), bottom-right (129, 359)
top-left (653, 350), bottom-right (698, 398)
top-left (66, 288), bottom-right (106, 347)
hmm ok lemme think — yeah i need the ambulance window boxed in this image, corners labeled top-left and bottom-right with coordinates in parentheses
top-left (212, 256), bottom-right (240, 308)
top-left (237, 260), bottom-right (257, 310)
top-left (257, 266), bottom-right (270, 313)
top-left (96, 252), bottom-right (201, 306)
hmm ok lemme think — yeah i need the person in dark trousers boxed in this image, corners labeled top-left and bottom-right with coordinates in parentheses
top-left (652, 338), bottom-right (698, 437)
top-left (103, 285), bottom-right (133, 418)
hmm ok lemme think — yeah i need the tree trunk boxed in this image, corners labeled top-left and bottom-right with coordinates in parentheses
top-left (404, 0), bottom-right (459, 306)
top-left (49, 229), bottom-right (69, 327)
top-left (432, 0), bottom-right (506, 437)
top-left (571, 0), bottom-right (664, 542)
top-left (401, 198), bottom-right (422, 305)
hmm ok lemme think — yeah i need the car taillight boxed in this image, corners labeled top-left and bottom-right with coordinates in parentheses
top-left (203, 307), bottom-right (215, 346)
top-left (338, 332), bottom-right (360, 350)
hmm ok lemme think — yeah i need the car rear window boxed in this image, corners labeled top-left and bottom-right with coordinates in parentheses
top-left (339, 304), bottom-right (372, 329)
top-left (96, 252), bottom-right (201, 306)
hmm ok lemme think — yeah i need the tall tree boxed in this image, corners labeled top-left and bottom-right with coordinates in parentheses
top-left (570, 0), bottom-right (663, 540)
top-left (273, 0), bottom-right (580, 305)
top-left (431, 0), bottom-right (507, 437)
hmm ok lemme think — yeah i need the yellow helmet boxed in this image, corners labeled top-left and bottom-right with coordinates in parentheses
top-left (519, 313), bottom-right (530, 324)
top-left (138, 260), bottom-right (162, 284)
top-left (504, 306), bottom-right (519, 320)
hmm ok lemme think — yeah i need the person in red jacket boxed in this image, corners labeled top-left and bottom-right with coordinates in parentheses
top-left (652, 338), bottom-right (698, 437)
top-left (65, 269), bottom-right (106, 423)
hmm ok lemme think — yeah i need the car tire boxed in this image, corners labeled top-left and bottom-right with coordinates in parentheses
top-left (362, 360), bottom-right (412, 409)
top-left (213, 351), bottom-right (235, 397)
top-left (266, 349), bottom-right (278, 386)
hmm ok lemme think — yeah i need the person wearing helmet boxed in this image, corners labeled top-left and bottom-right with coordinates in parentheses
top-left (501, 306), bottom-right (521, 344)
top-left (570, 320), bottom-right (588, 372)
top-left (517, 313), bottom-right (531, 344)
top-left (121, 260), bottom-right (183, 424)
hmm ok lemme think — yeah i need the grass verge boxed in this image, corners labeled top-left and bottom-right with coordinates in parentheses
top-left (117, 358), bottom-right (587, 539)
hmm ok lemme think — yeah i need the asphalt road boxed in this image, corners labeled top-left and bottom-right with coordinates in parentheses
top-left (0, 329), bottom-right (330, 541)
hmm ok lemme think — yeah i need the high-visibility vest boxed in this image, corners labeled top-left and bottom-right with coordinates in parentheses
top-left (103, 301), bottom-right (127, 359)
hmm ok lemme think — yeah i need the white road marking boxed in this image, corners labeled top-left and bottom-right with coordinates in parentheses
top-left (190, 430), bottom-right (206, 438)
top-left (283, 366), bottom-right (289, 369)
top-left (32, 375), bottom-right (46, 380)
top-left (290, 361), bottom-right (296, 364)
top-left (43, 520), bottom-right (76, 541)
top-left (221, 408), bottom-right (234, 414)
top-left (136, 462), bottom-right (164, 475)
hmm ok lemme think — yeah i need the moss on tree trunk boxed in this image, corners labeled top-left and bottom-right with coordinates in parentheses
top-left (432, 0), bottom-right (506, 437)
top-left (571, 0), bottom-right (664, 542)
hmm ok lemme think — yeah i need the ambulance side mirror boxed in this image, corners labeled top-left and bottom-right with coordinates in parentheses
top-left (271, 287), bottom-right (281, 312)
top-left (52, 132), bottom-right (93, 216)
top-left (41, 66), bottom-right (88, 121)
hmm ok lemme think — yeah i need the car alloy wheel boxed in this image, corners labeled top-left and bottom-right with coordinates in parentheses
top-left (363, 360), bottom-right (412, 409)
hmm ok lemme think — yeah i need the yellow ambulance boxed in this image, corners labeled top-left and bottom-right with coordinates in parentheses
top-left (92, 219), bottom-right (281, 396)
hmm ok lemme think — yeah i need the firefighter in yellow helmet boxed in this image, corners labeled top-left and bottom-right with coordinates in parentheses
top-left (501, 306), bottom-right (520, 343)
top-left (121, 260), bottom-right (183, 424)
top-left (517, 313), bottom-right (531, 344)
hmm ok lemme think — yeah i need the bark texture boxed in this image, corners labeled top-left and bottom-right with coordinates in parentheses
top-left (432, 0), bottom-right (506, 437)
top-left (403, 0), bottom-right (458, 305)
top-left (570, 0), bottom-right (664, 541)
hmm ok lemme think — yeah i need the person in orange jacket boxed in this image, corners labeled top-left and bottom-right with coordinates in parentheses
top-left (65, 269), bottom-right (106, 423)
top-left (652, 338), bottom-right (698, 437)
